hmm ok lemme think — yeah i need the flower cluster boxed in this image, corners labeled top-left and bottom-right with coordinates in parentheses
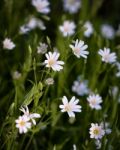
top-left (1, 0), bottom-right (119, 149)
top-left (15, 106), bottom-right (41, 134)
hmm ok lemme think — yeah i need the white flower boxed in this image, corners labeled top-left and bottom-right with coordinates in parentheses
top-left (63, 0), bottom-right (81, 14)
top-left (12, 71), bottom-right (21, 79)
top-left (20, 18), bottom-right (46, 34)
top-left (32, 0), bottom-right (50, 14)
top-left (89, 123), bottom-right (105, 139)
top-left (44, 51), bottom-right (64, 71)
top-left (83, 21), bottom-right (94, 37)
top-left (72, 77), bottom-right (89, 96)
top-left (37, 42), bottom-right (48, 54)
top-left (98, 48), bottom-right (117, 64)
top-left (59, 20), bottom-right (76, 37)
top-left (59, 96), bottom-right (82, 117)
top-left (27, 17), bottom-right (46, 30)
top-left (87, 94), bottom-right (102, 110)
top-left (20, 106), bottom-right (41, 125)
top-left (15, 115), bottom-right (31, 134)
top-left (70, 39), bottom-right (89, 58)
top-left (19, 25), bottom-right (30, 34)
top-left (45, 78), bottom-right (54, 85)
top-left (100, 122), bottom-right (112, 134)
top-left (101, 24), bottom-right (115, 39)
top-left (3, 38), bottom-right (15, 50)
top-left (27, 17), bottom-right (38, 29)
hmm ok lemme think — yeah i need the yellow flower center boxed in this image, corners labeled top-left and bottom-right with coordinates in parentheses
top-left (19, 120), bottom-right (25, 126)
top-left (65, 104), bottom-right (71, 112)
top-left (74, 47), bottom-right (80, 54)
top-left (93, 129), bottom-right (100, 135)
top-left (104, 54), bottom-right (109, 61)
top-left (91, 99), bottom-right (96, 105)
top-left (64, 25), bottom-right (69, 32)
top-left (48, 59), bottom-right (55, 66)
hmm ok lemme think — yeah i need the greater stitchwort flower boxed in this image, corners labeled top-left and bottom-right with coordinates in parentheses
top-left (15, 115), bottom-right (31, 134)
top-left (59, 20), bottom-right (76, 37)
top-left (20, 106), bottom-right (41, 125)
top-left (101, 24), bottom-right (115, 39)
top-left (63, 0), bottom-right (81, 14)
top-left (98, 48), bottom-right (117, 63)
top-left (87, 94), bottom-right (102, 110)
top-left (44, 51), bottom-right (64, 71)
top-left (70, 39), bottom-right (89, 58)
top-left (83, 21), bottom-right (94, 37)
top-left (15, 106), bottom-right (41, 134)
top-left (3, 38), bottom-right (15, 50)
top-left (32, 0), bottom-right (50, 14)
top-left (89, 123), bottom-right (105, 139)
top-left (72, 77), bottom-right (89, 96)
top-left (59, 96), bottom-right (82, 117)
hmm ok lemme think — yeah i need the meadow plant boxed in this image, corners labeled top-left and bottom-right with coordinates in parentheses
top-left (0, 0), bottom-right (120, 149)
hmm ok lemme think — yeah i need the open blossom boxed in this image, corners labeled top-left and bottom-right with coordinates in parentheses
top-left (59, 96), bottom-right (82, 117)
top-left (20, 17), bottom-right (46, 34)
top-left (15, 115), bottom-right (31, 134)
top-left (63, 0), bottom-right (81, 14)
top-left (89, 123), bottom-right (105, 139)
top-left (101, 24), bottom-right (115, 39)
top-left (3, 38), bottom-right (15, 50)
top-left (98, 48), bottom-right (117, 64)
top-left (72, 77), bottom-right (89, 96)
top-left (27, 17), bottom-right (46, 30)
top-left (32, 0), bottom-right (50, 14)
top-left (59, 21), bottom-right (76, 37)
top-left (87, 94), bottom-right (102, 110)
top-left (70, 39), bottom-right (89, 58)
top-left (37, 42), bottom-right (48, 54)
top-left (83, 21), bottom-right (94, 37)
top-left (44, 51), bottom-right (64, 71)
top-left (20, 106), bottom-right (41, 125)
